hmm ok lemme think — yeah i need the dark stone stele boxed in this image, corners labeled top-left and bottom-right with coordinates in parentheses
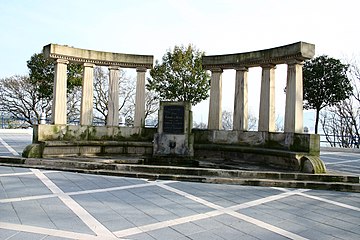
top-left (163, 105), bottom-right (185, 134)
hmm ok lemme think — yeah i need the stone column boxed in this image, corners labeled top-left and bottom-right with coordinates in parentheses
top-left (258, 64), bottom-right (276, 132)
top-left (52, 59), bottom-right (69, 124)
top-left (208, 68), bottom-right (223, 130)
top-left (284, 60), bottom-right (304, 133)
top-left (80, 63), bottom-right (95, 125)
top-left (233, 67), bottom-right (248, 131)
top-left (134, 67), bottom-right (147, 128)
top-left (107, 66), bottom-right (120, 126)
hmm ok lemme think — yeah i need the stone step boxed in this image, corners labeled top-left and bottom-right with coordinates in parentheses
top-left (0, 156), bottom-right (359, 192)
top-left (22, 158), bottom-right (359, 184)
top-left (114, 164), bottom-right (359, 183)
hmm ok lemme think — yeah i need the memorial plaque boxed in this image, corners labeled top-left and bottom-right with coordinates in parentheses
top-left (163, 105), bottom-right (185, 134)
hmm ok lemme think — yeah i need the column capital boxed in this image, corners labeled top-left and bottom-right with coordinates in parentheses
top-left (136, 67), bottom-right (147, 72)
top-left (83, 63), bottom-right (95, 68)
top-left (210, 67), bottom-right (223, 73)
top-left (260, 63), bottom-right (276, 69)
top-left (108, 65), bottom-right (120, 70)
top-left (55, 59), bottom-right (69, 64)
top-left (287, 59), bottom-right (304, 66)
top-left (234, 66), bottom-right (248, 71)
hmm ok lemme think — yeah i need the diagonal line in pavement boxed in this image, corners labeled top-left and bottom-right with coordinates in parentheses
top-left (272, 187), bottom-right (360, 212)
top-left (114, 183), bottom-right (310, 240)
top-left (31, 169), bottom-right (117, 239)
top-left (0, 136), bottom-right (19, 156)
top-left (297, 192), bottom-right (360, 212)
top-left (0, 178), bottom-right (175, 204)
top-left (0, 221), bottom-right (103, 240)
top-left (325, 159), bottom-right (360, 165)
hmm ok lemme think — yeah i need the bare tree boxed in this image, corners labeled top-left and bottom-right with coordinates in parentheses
top-left (321, 101), bottom-right (360, 148)
top-left (93, 67), bottom-right (159, 126)
top-left (248, 111), bottom-right (258, 131)
top-left (275, 115), bottom-right (284, 132)
top-left (0, 75), bottom-right (51, 126)
top-left (221, 110), bottom-right (259, 131)
top-left (222, 110), bottom-right (233, 130)
top-left (67, 86), bottom-right (82, 124)
top-left (0, 68), bottom-right (160, 128)
top-left (0, 75), bottom-right (83, 126)
top-left (93, 67), bottom-right (136, 125)
top-left (320, 58), bottom-right (360, 148)
top-left (145, 91), bottom-right (159, 120)
top-left (193, 122), bottom-right (207, 129)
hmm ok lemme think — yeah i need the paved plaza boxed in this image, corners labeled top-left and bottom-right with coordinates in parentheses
top-left (0, 131), bottom-right (360, 239)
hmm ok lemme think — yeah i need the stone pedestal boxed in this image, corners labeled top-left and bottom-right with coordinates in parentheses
top-left (107, 66), bottom-right (120, 126)
top-left (258, 64), bottom-right (276, 132)
top-left (208, 68), bottom-right (223, 130)
top-left (134, 67), bottom-right (147, 128)
top-left (285, 60), bottom-right (303, 133)
top-left (52, 59), bottom-right (69, 124)
top-left (233, 67), bottom-right (248, 130)
top-left (153, 102), bottom-right (193, 156)
top-left (80, 63), bottom-right (95, 125)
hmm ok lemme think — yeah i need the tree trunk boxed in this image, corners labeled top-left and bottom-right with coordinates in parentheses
top-left (315, 108), bottom-right (320, 134)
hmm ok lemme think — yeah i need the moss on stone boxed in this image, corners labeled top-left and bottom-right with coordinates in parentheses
top-left (264, 140), bottom-right (283, 149)
top-left (22, 144), bottom-right (44, 158)
top-left (87, 127), bottom-right (97, 140)
top-left (193, 129), bottom-right (211, 144)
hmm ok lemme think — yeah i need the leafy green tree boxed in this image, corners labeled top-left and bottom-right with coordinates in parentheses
top-left (147, 45), bottom-right (210, 105)
top-left (27, 53), bottom-right (83, 99)
top-left (303, 55), bottom-right (352, 134)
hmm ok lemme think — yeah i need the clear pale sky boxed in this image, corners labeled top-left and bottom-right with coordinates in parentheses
top-left (1, 0), bottom-right (359, 131)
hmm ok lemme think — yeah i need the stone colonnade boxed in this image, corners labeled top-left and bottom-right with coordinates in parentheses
top-left (202, 42), bottom-right (315, 133)
top-left (44, 44), bottom-right (153, 128)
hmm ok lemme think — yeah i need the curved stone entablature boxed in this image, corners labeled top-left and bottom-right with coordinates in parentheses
top-left (202, 41), bottom-right (315, 69)
top-left (43, 44), bottom-right (154, 69)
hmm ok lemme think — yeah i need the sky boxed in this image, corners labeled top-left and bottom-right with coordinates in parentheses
top-left (1, 0), bottom-right (360, 132)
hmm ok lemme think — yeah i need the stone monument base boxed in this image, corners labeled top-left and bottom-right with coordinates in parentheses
top-left (153, 133), bottom-right (194, 156)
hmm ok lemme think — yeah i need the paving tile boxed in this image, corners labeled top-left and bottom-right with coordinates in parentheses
top-left (0, 166), bottom-right (31, 174)
top-left (192, 217), bottom-right (226, 231)
top-left (170, 222), bottom-right (205, 236)
top-left (101, 217), bottom-right (136, 232)
top-left (188, 229), bottom-right (227, 240)
top-left (43, 236), bottom-right (72, 240)
top-left (37, 198), bottom-right (76, 220)
top-left (299, 228), bottom-right (341, 240)
top-left (0, 162), bottom-right (360, 240)
top-left (211, 225), bottom-right (247, 240)
top-left (51, 216), bottom-right (94, 235)
top-left (0, 229), bottom-right (19, 239)
top-left (44, 172), bottom-right (83, 193)
top-left (168, 182), bottom-right (282, 208)
top-left (5, 231), bottom-right (47, 240)
top-left (11, 201), bottom-right (57, 229)
top-left (312, 223), bottom-right (360, 240)
top-left (127, 232), bottom-right (156, 240)
top-left (305, 190), bottom-right (360, 208)
top-left (71, 194), bottom-right (129, 222)
top-left (0, 203), bottom-right (21, 224)
top-left (147, 227), bottom-right (187, 239)
top-left (1, 176), bottom-right (51, 198)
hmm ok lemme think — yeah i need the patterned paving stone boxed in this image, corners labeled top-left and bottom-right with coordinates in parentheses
top-left (1, 133), bottom-right (360, 240)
